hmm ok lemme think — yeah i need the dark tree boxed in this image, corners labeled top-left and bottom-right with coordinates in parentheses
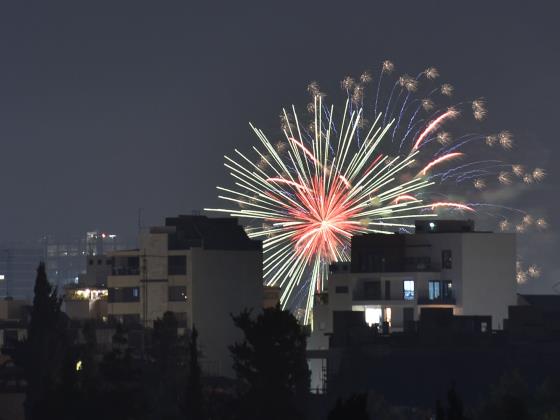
top-left (230, 305), bottom-right (310, 420)
top-left (149, 311), bottom-right (187, 419)
top-left (327, 394), bottom-right (369, 420)
top-left (98, 325), bottom-right (148, 420)
top-left (447, 382), bottom-right (464, 420)
top-left (435, 399), bottom-right (445, 420)
top-left (19, 263), bottom-right (70, 420)
top-left (476, 370), bottom-right (530, 420)
top-left (186, 325), bottom-right (203, 420)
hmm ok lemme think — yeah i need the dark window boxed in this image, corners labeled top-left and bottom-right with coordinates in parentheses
top-left (335, 286), bottom-right (349, 294)
top-left (384, 280), bottom-right (391, 300)
top-left (442, 281), bottom-right (453, 298)
top-left (112, 256), bottom-right (140, 275)
top-left (428, 280), bottom-right (441, 300)
top-left (97, 259), bottom-right (102, 265)
top-left (3, 330), bottom-right (18, 350)
top-left (442, 250), bottom-right (452, 269)
top-left (364, 281), bottom-right (381, 300)
top-left (108, 287), bottom-right (140, 303)
top-left (168, 255), bottom-right (187, 275)
top-left (128, 256), bottom-right (140, 269)
top-left (168, 286), bottom-right (187, 302)
top-left (89, 259), bottom-right (94, 265)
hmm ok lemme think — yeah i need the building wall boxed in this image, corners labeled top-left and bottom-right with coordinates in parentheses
top-left (461, 233), bottom-right (516, 328)
top-left (407, 233), bottom-right (464, 308)
top-left (191, 248), bottom-right (262, 377)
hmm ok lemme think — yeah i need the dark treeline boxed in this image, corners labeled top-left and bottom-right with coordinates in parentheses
top-left (4, 264), bottom-right (560, 420)
top-left (8, 263), bottom-right (311, 420)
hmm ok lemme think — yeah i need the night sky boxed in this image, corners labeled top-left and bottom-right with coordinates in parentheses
top-left (0, 1), bottom-right (558, 292)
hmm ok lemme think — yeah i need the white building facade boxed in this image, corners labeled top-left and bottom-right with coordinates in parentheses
top-left (106, 215), bottom-right (263, 377)
top-left (310, 220), bottom-right (517, 351)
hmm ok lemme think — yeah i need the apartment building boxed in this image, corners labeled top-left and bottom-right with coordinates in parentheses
top-left (106, 215), bottom-right (263, 377)
top-left (310, 220), bottom-right (516, 349)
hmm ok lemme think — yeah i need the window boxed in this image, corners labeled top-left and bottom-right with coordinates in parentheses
top-left (168, 286), bottom-right (187, 302)
top-left (335, 285), bottom-right (349, 294)
top-left (365, 307), bottom-right (382, 326)
top-left (168, 255), bottom-right (187, 275)
top-left (403, 280), bottom-right (415, 300)
top-left (384, 281), bottom-right (391, 300)
top-left (442, 281), bottom-right (453, 298)
top-left (385, 308), bottom-right (392, 325)
top-left (364, 280), bottom-right (381, 299)
top-left (481, 322), bottom-right (488, 333)
top-left (108, 287), bottom-right (140, 303)
top-left (428, 281), bottom-right (441, 300)
top-left (442, 250), bottom-right (452, 269)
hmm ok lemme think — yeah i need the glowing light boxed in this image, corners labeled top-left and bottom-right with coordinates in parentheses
top-left (424, 67), bottom-right (439, 80)
top-left (499, 131), bottom-right (513, 149)
top-left (420, 152), bottom-right (464, 176)
top-left (441, 83), bottom-right (454, 96)
top-left (532, 168), bottom-right (545, 181)
top-left (473, 178), bottom-right (486, 190)
top-left (431, 202), bottom-right (474, 212)
top-left (498, 172), bottom-right (512, 185)
top-left (413, 108), bottom-right (458, 150)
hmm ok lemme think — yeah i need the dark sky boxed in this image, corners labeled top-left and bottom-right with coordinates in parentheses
top-left (0, 1), bottom-right (558, 291)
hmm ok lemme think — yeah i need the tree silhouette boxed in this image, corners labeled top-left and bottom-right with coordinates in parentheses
top-left (186, 325), bottom-right (203, 420)
top-left (447, 382), bottom-right (464, 420)
top-left (149, 311), bottom-right (187, 419)
top-left (328, 394), bottom-right (369, 420)
top-left (18, 262), bottom-right (70, 420)
top-left (230, 305), bottom-right (310, 420)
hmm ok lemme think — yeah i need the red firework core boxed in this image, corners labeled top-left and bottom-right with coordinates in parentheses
top-left (273, 175), bottom-right (363, 263)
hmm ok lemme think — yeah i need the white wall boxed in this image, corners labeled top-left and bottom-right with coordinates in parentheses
top-left (461, 233), bottom-right (516, 329)
top-left (191, 248), bottom-right (262, 378)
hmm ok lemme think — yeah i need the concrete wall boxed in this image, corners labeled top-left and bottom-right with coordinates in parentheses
top-left (191, 248), bottom-right (262, 378)
top-left (461, 233), bottom-right (516, 329)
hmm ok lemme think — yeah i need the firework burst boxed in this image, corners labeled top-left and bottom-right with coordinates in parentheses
top-left (207, 61), bottom-right (546, 323)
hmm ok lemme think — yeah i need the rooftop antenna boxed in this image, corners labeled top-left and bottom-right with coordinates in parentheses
top-left (137, 207), bottom-right (143, 239)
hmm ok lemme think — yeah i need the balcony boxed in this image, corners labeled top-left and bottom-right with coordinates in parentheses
top-left (111, 266), bottom-right (140, 276)
top-left (352, 293), bottom-right (405, 302)
top-left (417, 296), bottom-right (456, 305)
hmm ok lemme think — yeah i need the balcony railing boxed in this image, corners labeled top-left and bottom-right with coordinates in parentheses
top-left (111, 267), bottom-right (140, 276)
top-left (417, 296), bottom-right (456, 305)
top-left (352, 292), bottom-right (405, 301)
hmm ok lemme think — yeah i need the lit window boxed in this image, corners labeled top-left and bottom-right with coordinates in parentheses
top-left (428, 281), bottom-right (441, 300)
top-left (385, 308), bottom-right (392, 325)
top-left (365, 307), bottom-right (382, 326)
top-left (403, 280), bottom-right (415, 300)
top-left (0, 274), bottom-right (4, 281)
